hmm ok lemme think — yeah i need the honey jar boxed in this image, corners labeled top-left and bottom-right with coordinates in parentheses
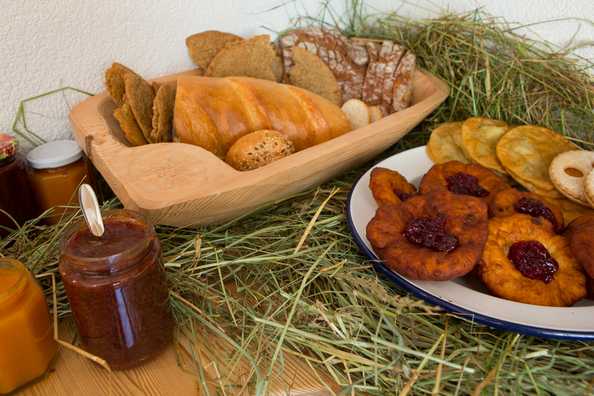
top-left (59, 210), bottom-right (173, 370)
top-left (26, 140), bottom-right (89, 223)
top-left (0, 258), bottom-right (57, 394)
top-left (0, 134), bottom-right (39, 235)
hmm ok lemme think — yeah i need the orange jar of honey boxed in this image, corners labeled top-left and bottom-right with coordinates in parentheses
top-left (0, 258), bottom-right (57, 394)
top-left (26, 140), bottom-right (89, 223)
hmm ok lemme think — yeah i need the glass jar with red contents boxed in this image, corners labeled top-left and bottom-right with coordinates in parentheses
top-left (0, 134), bottom-right (39, 235)
top-left (58, 210), bottom-right (173, 370)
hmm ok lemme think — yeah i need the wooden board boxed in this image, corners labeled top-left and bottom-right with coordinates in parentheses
top-left (69, 69), bottom-right (448, 227)
top-left (21, 322), bottom-right (341, 395)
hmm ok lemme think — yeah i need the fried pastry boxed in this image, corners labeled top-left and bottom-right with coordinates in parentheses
top-left (419, 161), bottom-right (509, 205)
top-left (369, 167), bottom-right (417, 206)
top-left (565, 213), bottom-right (594, 279)
top-left (461, 117), bottom-right (508, 173)
top-left (479, 214), bottom-right (586, 306)
top-left (366, 191), bottom-right (488, 280)
top-left (490, 188), bottom-right (564, 233)
top-left (426, 122), bottom-right (469, 164)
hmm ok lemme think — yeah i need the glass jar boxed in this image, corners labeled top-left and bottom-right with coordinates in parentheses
top-left (27, 140), bottom-right (89, 224)
top-left (59, 210), bottom-right (173, 370)
top-left (0, 134), bottom-right (39, 235)
top-left (0, 258), bottom-right (57, 394)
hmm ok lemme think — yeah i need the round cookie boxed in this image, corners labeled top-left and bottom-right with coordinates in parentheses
top-left (549, 150), bottom-right (594, 206)
top-left (461, 117), bottom-right (508, 173)
top-left (479, 214), bottom-right (586, 307)
top-left (420, 161), bottom-right (509, 205)
top-left (369, 167), bottom-right (417, 206)
top-left (366, 191), bottom-right (488, 281)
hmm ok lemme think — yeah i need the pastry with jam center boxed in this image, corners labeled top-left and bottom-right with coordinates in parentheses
top-left (369, 167), bottom-right (417, 206)
top-left (420, 161), bottom-right (509, 206)
top-left (366, 191), bottom-right (488, 280)
top-left (479, 214), bottom-right (586, 306)
top-left (490, 188), bottom-right (564, 233)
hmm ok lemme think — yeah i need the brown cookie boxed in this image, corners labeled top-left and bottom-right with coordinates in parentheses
top-left (113, 103), bottom-right (148, 146)
top-left (151, 84), bottom-right (177, 143)
top-left (206, 35), bottom-right (282, 82)
top-left (185, 30), bottom-right (243, 70)
top-left (105, 63), bottom-right (139, 106)
top-left (287, 47), bottom-right (341, 105)
top-left (124, 73), bottom-right (155, 141)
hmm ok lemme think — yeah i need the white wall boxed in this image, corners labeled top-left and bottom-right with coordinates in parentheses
top-left (1, 0), bottom-right (592, 150)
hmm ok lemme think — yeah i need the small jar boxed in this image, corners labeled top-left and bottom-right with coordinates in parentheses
top-left (27, 140), bottom-right (89, 223)
top-left (0, 134), bottom-right (39, 235)
top-left (59, 210), bottom-right (173, 370)
top-left (0, 258), bottom-right (57, 394)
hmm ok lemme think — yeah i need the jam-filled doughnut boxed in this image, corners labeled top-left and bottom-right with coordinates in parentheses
top-left (369, 167), bottom-right (417, 206)
top-left (479, 214), bottom-right (586, 306)
top-left (565, 213), bottom-right (594, 279)
top-left (420, 161), bottom-right (509, 205)
top-left (366, 191), bottom-right (488, 280)
top-left (490, 188), bottom-right (564, 233)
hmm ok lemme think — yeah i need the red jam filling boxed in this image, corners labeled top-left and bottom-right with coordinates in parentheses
top-left (507, 240), bottom-right (559, 283)
top-left (403, 214), bottom-right (458, 253)
top-left (396, 191), bottom-right (415, 201)
top-left (514, 197), bottom-right (560, 232)
top-left (446, 172), bottom-right (489, 197)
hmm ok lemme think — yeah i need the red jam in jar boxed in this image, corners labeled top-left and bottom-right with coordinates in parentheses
top-left (59, 210), bottom-right (173, 370)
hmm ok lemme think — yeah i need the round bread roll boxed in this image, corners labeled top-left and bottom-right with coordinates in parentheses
top-left (225, 130), bottom-right (295, 171)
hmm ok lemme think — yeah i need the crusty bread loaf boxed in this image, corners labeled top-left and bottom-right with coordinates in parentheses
top-left (174, 76), bottom-right (351, 157)
top-left (185, 30), bottom-right (243, 70)
top-left (286, 47), bottom-right (341, 105)
top-left (341, 99), bottom-right (370, 130)
top-left (225, 130), bottom-right (295, 171)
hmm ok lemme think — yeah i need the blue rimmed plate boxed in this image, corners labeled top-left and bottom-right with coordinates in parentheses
top-left (347, 146), bottom-right (594, 340)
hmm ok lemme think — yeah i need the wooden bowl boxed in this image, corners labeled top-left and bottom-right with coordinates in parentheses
top-left (69, 69), bottom-right (448, 226)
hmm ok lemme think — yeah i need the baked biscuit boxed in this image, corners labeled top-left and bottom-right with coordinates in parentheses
top-left (479, 214), bottom-right (585, 306)
top-left (427, 122), bottom-right (469, 164)
top-left (366, 191), bottom-right (488, 280)
top-left (461, 117), bottom-right (508, 173)
top-left (369, 167), bottom-right (417, 206)
top-left (549, 150), bottom-right (594, 206)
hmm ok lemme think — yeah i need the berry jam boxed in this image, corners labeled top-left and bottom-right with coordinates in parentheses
top-left (514, 197), bottom-right (560, 232)
top-left (403, 214), bottom-right (458, 253)
top-left (446, 172), bottom-right (489, 197)
top-left (507, 240), bottom-right (559, 283)
top-left (396, 191), bottom-right (415, 201)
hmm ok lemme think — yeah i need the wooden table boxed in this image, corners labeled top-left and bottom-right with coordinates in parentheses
top-left (21, 323), bottom-right (339, 395)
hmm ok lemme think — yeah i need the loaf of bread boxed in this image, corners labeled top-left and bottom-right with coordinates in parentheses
top-left (174, 76), bottom-right (352, 157)
top-left (225, 130), bottom-right (295, 171)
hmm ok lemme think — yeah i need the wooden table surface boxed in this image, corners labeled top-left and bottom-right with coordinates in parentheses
top-left (20, 322), bottom-right (339, 396)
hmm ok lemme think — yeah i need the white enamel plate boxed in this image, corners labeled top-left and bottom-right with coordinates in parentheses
top-left (347, 146), bottom-right (594, 340)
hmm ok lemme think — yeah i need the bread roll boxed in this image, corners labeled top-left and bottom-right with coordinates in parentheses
top-left (225, 130), bottom-right (295, 171)
top-left (341, 99), bottom-right (370, 130)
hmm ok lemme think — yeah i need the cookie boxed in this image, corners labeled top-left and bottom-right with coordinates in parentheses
top-left (124, 73), bottom-right (155, 141)
top-left (461, 117), bottom-right (508, 173)
top-left (206, 35), bottom-right (282, 82)
top-left (367, 191), bottom-right (488, 281)
top-left (151, 84), bottom-right (177, 143)
top-left (185, 30), bottom-right (243, 70)
top-left (549, 150), bottom-right (594, 206)
top-left (496, 125), bottom-right (577, 196)
top-left (479, 214), bottom-right (585, 307)
top-left (369, 167), bottom-right (417, 206)
top-left (113, 103), bottom-right (148, 146)
top-left (427, 122), bottom-right (469, 164)
top-left (105, 62), bottom-right (140, 106)
top-left (287, 47), bottom-right (341, 105)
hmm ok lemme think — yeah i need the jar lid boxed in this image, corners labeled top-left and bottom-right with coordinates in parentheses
top-left (0, 134), bottom-right (17, 162)
top-left (27, 140), bottom-right (83, 170)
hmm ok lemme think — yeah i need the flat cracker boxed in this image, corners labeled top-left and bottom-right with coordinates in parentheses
top-left (496, 125), bottom-right (577, 193)
top-left (185, 31), bottom-right (243, 70)
top-left (427, 122), bottom-right (469, 164)
top-left (124, 73), bottom-right (155, 141)
top-left (461, 117), bottom-right (508, 173)
top-left (287, 47), bottom-right (341, 105)
top-left (151, 84), bottom-right (177, 143)
top-left (113, 103), bottom-right (148, 146)
top-left (105, 63), bottom-right (139, 106)
top-left (206, 35), bottom-right (281, 82)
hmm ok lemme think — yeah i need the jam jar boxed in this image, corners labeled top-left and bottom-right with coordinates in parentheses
top-left (0, 258), bottom-right (57, 394)
top-left (27, 140), bottom-right (89, 223)
top-left (59, 210), bottom-right (173, 370)
top-left (0, 134), bottom-right (39, 235)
